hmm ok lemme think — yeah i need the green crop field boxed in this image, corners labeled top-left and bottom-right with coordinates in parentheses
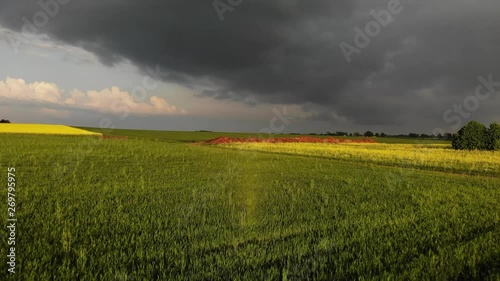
top-left (1, 129), bottom-right (499, 280)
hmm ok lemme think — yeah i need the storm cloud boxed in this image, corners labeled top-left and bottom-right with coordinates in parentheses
top-left (1, 0), bottom-right (499, 132)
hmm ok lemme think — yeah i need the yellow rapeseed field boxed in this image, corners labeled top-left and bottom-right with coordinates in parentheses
top-left (224, 142), bottom-right (500, 176)
top-left (0, 124), bottom-right (102, 136)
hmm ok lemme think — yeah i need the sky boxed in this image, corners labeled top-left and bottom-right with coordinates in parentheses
top-left (0, 0), bottom-right (499, 134)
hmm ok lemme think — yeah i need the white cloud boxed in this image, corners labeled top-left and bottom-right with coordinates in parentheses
top-left (0, 77), bottom-right (62, 103)
top-left (0, 77), bottom-right (187, 116)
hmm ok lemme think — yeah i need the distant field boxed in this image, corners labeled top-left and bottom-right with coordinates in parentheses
top-left (221, 142), bottom-right (500, 176)
top-left (76, 126), bottom-right (451, 145)
top-left (0, 124), bottom-right (102, 136)
top-left (1, 128), bottom-right (498, 280)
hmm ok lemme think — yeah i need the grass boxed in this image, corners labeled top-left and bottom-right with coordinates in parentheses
top-left (0, 129), bottom-right (498, 280)
top-left (0, 124), bottom-right (102, 136)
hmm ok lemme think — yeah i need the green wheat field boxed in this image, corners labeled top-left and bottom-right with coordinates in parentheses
top-left (1, 127), bottom-right (499, 280)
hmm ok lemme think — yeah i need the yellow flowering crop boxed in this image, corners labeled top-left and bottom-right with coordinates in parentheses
top-left (0, 124), bottom-right (102, 136)
top-left (223, 142), bottom-right (500, 176)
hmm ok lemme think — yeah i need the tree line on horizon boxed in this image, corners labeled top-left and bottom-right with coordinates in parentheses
top-left (312, 131), bottom-right (455, 139)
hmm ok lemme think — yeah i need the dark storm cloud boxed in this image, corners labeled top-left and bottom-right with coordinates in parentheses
top-left (1, 0), bottom-right (500, 131)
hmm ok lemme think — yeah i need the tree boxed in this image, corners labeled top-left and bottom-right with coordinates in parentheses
top-left (486, 122), bottom-right (500, 151)
top-left (375, 133), bottom-right (380, 137)
top-left (452, 121), bottom-right (488, 150)
top-left (380, 132), bottom-right (387, 137)
top-left (364, 131), bottom-right (374, 137)
top-left (353, 132), bottom-right (361, 137)
top-left (0, 119), bottom-right (10, 123)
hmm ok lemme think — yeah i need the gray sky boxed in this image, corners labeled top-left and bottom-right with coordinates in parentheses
top-left (1, 0), bottom-right (499, 134)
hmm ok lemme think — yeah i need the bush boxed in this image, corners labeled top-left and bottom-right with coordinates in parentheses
top-left (452, 121), bottom-right (488, 150)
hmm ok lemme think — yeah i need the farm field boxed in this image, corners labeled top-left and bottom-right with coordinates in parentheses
top-left (1, 129), bottom-right (499, 280)
top-left (0, 124), bottom-right (102, 136)
top-left (221, 142), bottom-right (500, 177)
top-left (76, 126), bottom-right (451, 145)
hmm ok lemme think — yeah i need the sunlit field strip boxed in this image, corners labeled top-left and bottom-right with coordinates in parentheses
top-left (223, 142), bottom-right (500, 176)
top-left (0, 124), bottom-right (102, 136)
